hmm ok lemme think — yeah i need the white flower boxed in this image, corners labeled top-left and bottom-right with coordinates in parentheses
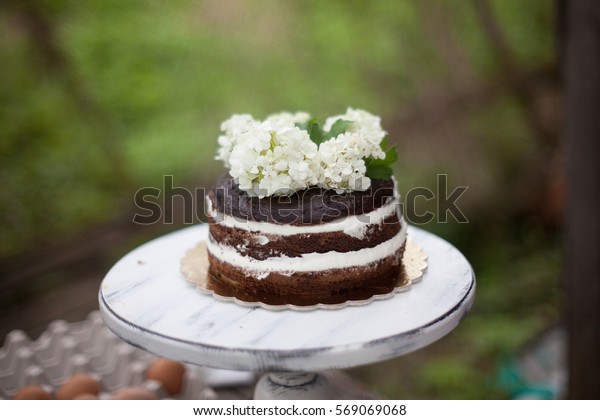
top-left (227, 117), bottom-right (319, 198)
top-left (316, 108), bottom-right (388, 192)
top-left (215, 114), bottom-right (259, 167)
top-left (324, 107), bottom-right (386, 159)
top-left (318, 133), bottom-right (372, 192)
top-left (215, 109), bottom-right (390, 196)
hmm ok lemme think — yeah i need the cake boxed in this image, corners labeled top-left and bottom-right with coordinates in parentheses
top-left (205, 108), bottom-right (407, 305)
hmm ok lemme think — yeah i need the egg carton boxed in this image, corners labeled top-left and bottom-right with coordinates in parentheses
top-left (0, 311), bottom-right (220, 399)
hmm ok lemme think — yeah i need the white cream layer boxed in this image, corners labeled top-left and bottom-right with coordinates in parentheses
top-left (206, 195), bottom-right (400, 238)
top-left (207, 220), bottom-right (407, 275)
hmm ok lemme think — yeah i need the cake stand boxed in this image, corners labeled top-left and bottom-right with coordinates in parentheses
top-left (99, 224), bottom-right (475, 399)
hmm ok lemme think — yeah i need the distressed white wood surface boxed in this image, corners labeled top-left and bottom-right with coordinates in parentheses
top-left (99, 224), bottom-right (475, 372)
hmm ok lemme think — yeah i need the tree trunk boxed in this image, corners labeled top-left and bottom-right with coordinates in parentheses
top-left (563, 0), bottom-right (600, 399)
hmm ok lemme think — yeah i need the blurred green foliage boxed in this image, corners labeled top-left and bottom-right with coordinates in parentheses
top-left (0, 0), bottom-right (559, 398)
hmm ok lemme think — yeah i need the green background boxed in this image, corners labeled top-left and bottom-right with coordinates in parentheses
top-left (0, 0), bottom-right (561, 398)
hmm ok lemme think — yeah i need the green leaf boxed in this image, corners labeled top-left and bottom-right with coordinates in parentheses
top-left (365, 158), bottom-right (394, 179)
top-left (365, 137), bottom-right (397, 180)
top-left (382, 144), bottom-right (397, 166)
top-left (324, 119), bottom-right (351, 140)
top-left (308, 121), bottom-right (324, 144)
top-left (297, 117), bottom-right (326, 145)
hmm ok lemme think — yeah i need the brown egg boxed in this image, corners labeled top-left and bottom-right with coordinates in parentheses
top-left (56, 374), bottom-right (101, 400)
top-left (112, 387), bottom-right (158, 400)
top-left (73, 393), bottom-right (98, 400)
top-left (13, 385), bottom-right (52, 400)
top-left (146, 358), bottom-right (186, 395)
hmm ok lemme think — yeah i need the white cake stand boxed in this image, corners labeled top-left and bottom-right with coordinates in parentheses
top-left (99, 224), bottom-right (475, 399)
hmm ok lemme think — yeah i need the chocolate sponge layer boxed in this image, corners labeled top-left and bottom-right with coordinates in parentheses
top-left (208, 214), bottom-right (401, 260)
top-left (208, 174), bottom-right (395, 225)
top-left (207, 244), bottom-right (405, 306)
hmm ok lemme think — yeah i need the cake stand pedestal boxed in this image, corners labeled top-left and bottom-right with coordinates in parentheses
top-left (99, 224), bottom-right (475, 399)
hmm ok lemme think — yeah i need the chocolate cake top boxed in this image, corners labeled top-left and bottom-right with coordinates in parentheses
top-left (208, 174), bottom-right (395, 225)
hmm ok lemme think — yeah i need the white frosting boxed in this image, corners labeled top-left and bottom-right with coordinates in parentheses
top-left (207, 220), bottom-right (407, 276)
top-left (343, 222), bottom-right (369, 239)
top-left (207, 195), bottom-right (400, 238)
top-left (256, 235), bottom-right (270, 245)
top-left (205, 195), bottom-right (217, 220)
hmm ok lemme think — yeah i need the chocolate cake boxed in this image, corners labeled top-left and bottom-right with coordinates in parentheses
top-left (205, 175), bottom-right (407, 305)
top-left (204, 108), bottom-right (406, 305)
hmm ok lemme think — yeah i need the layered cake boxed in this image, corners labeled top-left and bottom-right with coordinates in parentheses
top-left (205, 109), bottom-right (407, 305)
